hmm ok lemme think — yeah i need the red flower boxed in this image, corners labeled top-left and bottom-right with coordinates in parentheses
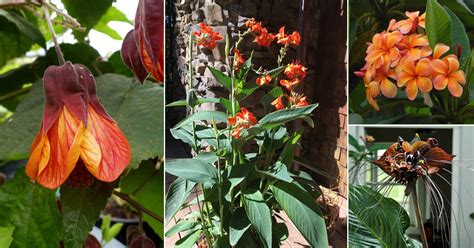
top-left (26, 62), bottom-right (131, 189)
top-left (280, 78), bottom-right (300, 91)
top-left (194, 22), bottom-right (224, 49)
top-left (227, 108), bottom-right (257, 139)
top-left (276, 27), bottom-right (301, 46)
top-left (291, 95), bottom-right (309, 107)
top-left (234, 49), bottom-right (245, 70)
top-left (121, 0), bottom-right (164, 83)
top-left (254, 28), bottom-right (276, 47)
top-left (256, 75), bottom-right (272, 86)
top-left (271, 96), bottom-right (285, 110)
top-left (284, 61), bottom-right (307, 79)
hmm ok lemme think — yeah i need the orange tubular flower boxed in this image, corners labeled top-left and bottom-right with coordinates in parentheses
top-left (271, 95), bottom-right (285, 110)
top-left (234, 49), bottom-right (245, 70)
top-left (256, 75), bottom-right (272, 86)
top-left (397, 58), bottom-right (433, 100)
top-left (432, 56), bottom-right (466, 97)
top-left (254, 28), bottom-right (276, 47)
top-left (391, 11), bottom-right (426, 34)
top-left (194, 22), bottom-right (224, 49)
top-left (26, 62), bottom-right (131, 189)
top-left (284, 62), bottom-right (307, 79)
top-left (276, 27), bottom-right (301, 46)
top-left (227, 107), bottom-right (257, 139)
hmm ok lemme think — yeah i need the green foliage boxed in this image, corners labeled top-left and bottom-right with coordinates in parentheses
top-left (349, 186), bottom-right (412, 248)
top-left (426, 0), bottom-right (452, 48)
top-left (0, 226), bottom-right (14, 248)
top-left (120, 160), bottom-right (164, 238)
top-left (242, 188), bottom-right (272, 248)
top-left (62, 0), bottom-right (113, 40)
top-left (94, 6), bottom-right (132, 40)
top-left (100, 214), bottom-right (123, 246)
top-left (0, 171), bottom-right (62, 248)
top-left (165, 178), bottom-right (196, 225)
top-left (166, 158), bottom-right (218, 183)
top-left (60, 182), bottom-right (114, 248)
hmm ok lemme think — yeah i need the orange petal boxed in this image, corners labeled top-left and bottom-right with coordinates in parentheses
top-left (381, 78), bottom-right (397, 98)
top-left (448, 79), bottom-right (463, 97)
top-left (397, 72), bottom-right (413, 87)
top-left (449, 70), bottom-right (466, 84)
top-left (406, 81), bottom-right (418, 100)
top-left (79, 127), bottom-right (102, 175)
top-left (386, 31), bottom-right (403, 47)
top-left (368, 81), bottom-right (380, 97)
top-left (433, 44), bottom-right (450, 59)
top-left (447, 57), bottom-right (460, 73)
top-left (415, 59), bottom-right (431, 76)
top-left (416, 77), bottom-right (432, 93)
top-left (407, 48), bottom-right (422, 60)
top-left (431, 59), bottom-right (448, 74)
top-left (25, 133), bottom-right (50, 181)
top-left (433, 75), bottom-right (448, 90)
top-left (86, 106), bottom-right (131, 182)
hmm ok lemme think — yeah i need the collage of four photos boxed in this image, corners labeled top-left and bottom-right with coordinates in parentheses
top-left (0, 0), bottom-right (473, 247)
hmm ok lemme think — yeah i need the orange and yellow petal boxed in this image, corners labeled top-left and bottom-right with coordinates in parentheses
top-left (448, 80), bottom-right (463, 97)
top-left (415, 59), bottom-right (432, 76)
top-left (25, 133), bottom-right (50, 181)
top-left (433, 75), bottom-right (448, 90)
top-left (450, 70), bottom-right (465, 84)
top-left (406, 81), bottom-right (418, 100)
top-left (431, 59), bottom-right (448, 74)
top-left (381, 78), bottom-right (397, 98)
top-left (416, 77), bottom-right (432, 93)
top-left (447, 57), bottom-right (460, 73)
top-left (397, 71), bottom-right (413, 87)
top-left (433, 44), bottom-right (450, 59)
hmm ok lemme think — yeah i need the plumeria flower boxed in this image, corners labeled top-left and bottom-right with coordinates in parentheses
top-left (397, 58), bottom-right (433, 100)
top-left (256, 74), bottom-right (272, 86)
top-left (397, 34), bottom-right (431, 60)
top-left (276, 27), bottom-right (301, 46)
top-left (390, 11), bottom-right (426, 34)
top-left (227, 107), bottom-right (257, 139)
top-left (26, 62), bottom-right (131, 189)
top-left (234, 49), bottom-right (245, 70)
top-left (194, 22), bottom-right (224, 49)
top-left (284, 61), bottom-right (307, 79)
top-left (271, 95), bottom-right (285, 110)
top-left (365, 31), bottom-right (403, 79)
top-left (431, 56), bottom-right (466, 97)
top-left (254, 28), bottom-right (276, 47)
top-left (368, 67), bottom-right (398, 98)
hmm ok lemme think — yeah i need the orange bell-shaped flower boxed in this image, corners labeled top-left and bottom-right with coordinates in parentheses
top-left (25, 62), bottom-right (131, 189)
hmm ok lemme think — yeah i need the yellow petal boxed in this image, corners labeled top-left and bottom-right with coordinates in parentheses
top-left (406, 81), bottom-right (418, 100)
top-left (450, 70), bottom-right (466, 84)
top-left (416, 77), bottom-right (432, 93)
top-left (80, 127), bottom-right (102, 175)
top-left (431, 59), bottom-right (448, 74)
top-left (381, 78), bottom-right (397, 98)
top-left (25, 134), bottom-right (50, 180)
top-left (448, 79), bottom-right (463, 97)
top-left (433, 75), bottom-right (448, 90)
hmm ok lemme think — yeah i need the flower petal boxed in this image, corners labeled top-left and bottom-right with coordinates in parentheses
top-left (433, 43), bottom-right (450, 59)
top-left (381, 78), bottom-right (397, 98)
top-left (416, 77), bottom-right (432, 93)
top-left (431, 59), bottom-right (448, 74)
top-left (448, 79), bottom-right (463, 97)
top-left (447, 57), bottom-right (460, 74)
top-left (368, 81), bottom-right (380, 97)
top-left (25, 133), bottom-right (50, 181)
top-left (415, 58), bottom-right (431, 76)
top-left (433, 75), bottom-right (448, 90)
top-left (450, 70), bottom-right (466, 84)
top-left (397, 72), bottom-right (413, 87)
top-left (406, 81), bottom-right (418, 100)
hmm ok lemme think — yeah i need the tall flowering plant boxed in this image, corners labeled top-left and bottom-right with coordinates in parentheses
top-left (350, 0), bottom-right (473, 123)
top-left (166, 20), bottom-right (329, 247)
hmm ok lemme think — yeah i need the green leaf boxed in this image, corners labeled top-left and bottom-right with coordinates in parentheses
top-left (349, 134), bottom-right (362, 152)
top-left (63, 0), bottom-right (114, 40)
top-left (165, 220), bottom-right (200, 238)
top-left (271, 181), bottom-right (328, 247)
top-left (0, 171), bottom-right (61, 248)
top-left (229, 208), bottom-right (251, 246)
top-left (173, 110), bottom-right (228, 129)
top-left (208, 66), bottom-right (232, 91)
top-left (242, 188), bottom-right (272, 248)
top-left (444, 7), bottom-right (471, 70)
top-left (104, 223), bottom-right (123, 244)
top-left (258, 104), bottom-right (318, 128)
top-left (349, 113), bottom-right (363, 124)
top-left (349, 185), bottom-right (411, 248)
top-left (174, 229), bottom-right (201, 248)
top-left (94, 6), bottom-right (132, 40)
top-left (0, 226), bottom-right (14, 248)
top-left (426, 0), bottom-right (452, 48)
top-left (0, 74), bottom-right (164, 169)
top-left (293, 156), bottom-right (336, 179)
top-left (120, 160), bottom-right (164, 238)
top-left (280, 129), bottom-right (302, 166)
top-left (60, 182), bottom-right (114, 248)
top-left (257, 161), bottom-right (293, 183)
top-left (224, 163), bottom-right (253, 201)
top-left (166, 97), bottom-right (220, 107)
top-left (239, 66), bottom-right (285, 100)
top-left (261, 87), bottom-right (284, 113)
top-left (107, 50), bottom-right (134, 77)
top-left (166, 158), bottom-right (218, 183)
top-left (165, 178), bottom-right (196, 225)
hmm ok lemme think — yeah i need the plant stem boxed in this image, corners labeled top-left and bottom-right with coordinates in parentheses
top-left (112, 191), bottom-right (164, 223)
top-left (212, 120), bottom-right (224, 236)
top-left (193, 187), bottom-right (213, 245)
top-left (43, 4), bottom-right (65, 65)
top-left (411, 183), bottom-right (429, 248)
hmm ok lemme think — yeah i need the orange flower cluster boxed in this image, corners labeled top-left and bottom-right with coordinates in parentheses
top-left (256, 74), bottom-right (272, 86)
top-left (355, 11), bottom-right (466, 111)
top-left (194, 22), bottom-right (224, 49)
top-left (227, 107), bottom-right (257, 139)
top-left (245, 19), bottom-right (301, 48)
top-left (272, 61), bottom-right (309, 110)
top-left (234, 48), bottom-right (245, 70)
top-left (276, 27), bottom-right (301, 46)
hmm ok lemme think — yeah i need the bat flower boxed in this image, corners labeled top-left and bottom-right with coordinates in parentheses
top-left (25, 62), bottom-right (131, 189)
top-left (121, 0), bottom-right (164, 83)
top-left (193, 22), bottom-right (224, 49)
top-left (227, 108), bottom-right (257, 139)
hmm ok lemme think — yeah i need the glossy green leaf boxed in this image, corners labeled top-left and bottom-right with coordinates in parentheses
top-left (165, 178), bottom-right (196, 225)
top-left (120, 160), bottom-right (164, 238)
top-left (61, 182), bottom-right (114, 248)
top-left (174, 229), bottom-right (201, 248)
top-left (257, 161), bottom-right (293, 183)
top-left (166, 97), bottom-right (220, 107)
top-left (94, 6), bottom-right (132, 40)
top-left (349, 186), bottom-right (411, 248)
top-left (426, 0), bottom-right (452, 48)
top-left (208, 66), bottom-right (231, 91)
top-left (242, 188), bottom-right (272, 248)
top-left (0, 171), bottom-right (61, 248)
top-left (166, 158), bottom-right (218, 183)
top-left (173, 110), bottom-right (228, 129)
top-left (0, 226), bottom-right (14, 248)
top-left (229, 208), bottom-right (251, 246)
top-left (271, 181), bottom-right (328, 247)
top-left (165, 220), bottom-right (200, 238)
top-left (63, 0), bottom-right (114, 40)
top-left (444, 7), bottom-right (471, 70)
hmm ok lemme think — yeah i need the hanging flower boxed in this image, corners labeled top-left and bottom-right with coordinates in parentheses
top-left (227, 108), bottom-right (257, 139)
top-left (256, 75), bottom-right (272, 86)
top-left (194, 22), bottom-right (224, 49)
top-left (234, 49), bottom-right (245, 70)
top-left (26, 62), bottom-right (131, 189)
top-left (245, 18), bottom-right (263, 34)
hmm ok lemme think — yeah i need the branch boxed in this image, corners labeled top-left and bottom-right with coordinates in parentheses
top-left (42, 4), bottom-right (65, 65)
top-left (112, 190), bottom-right (164, 224)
